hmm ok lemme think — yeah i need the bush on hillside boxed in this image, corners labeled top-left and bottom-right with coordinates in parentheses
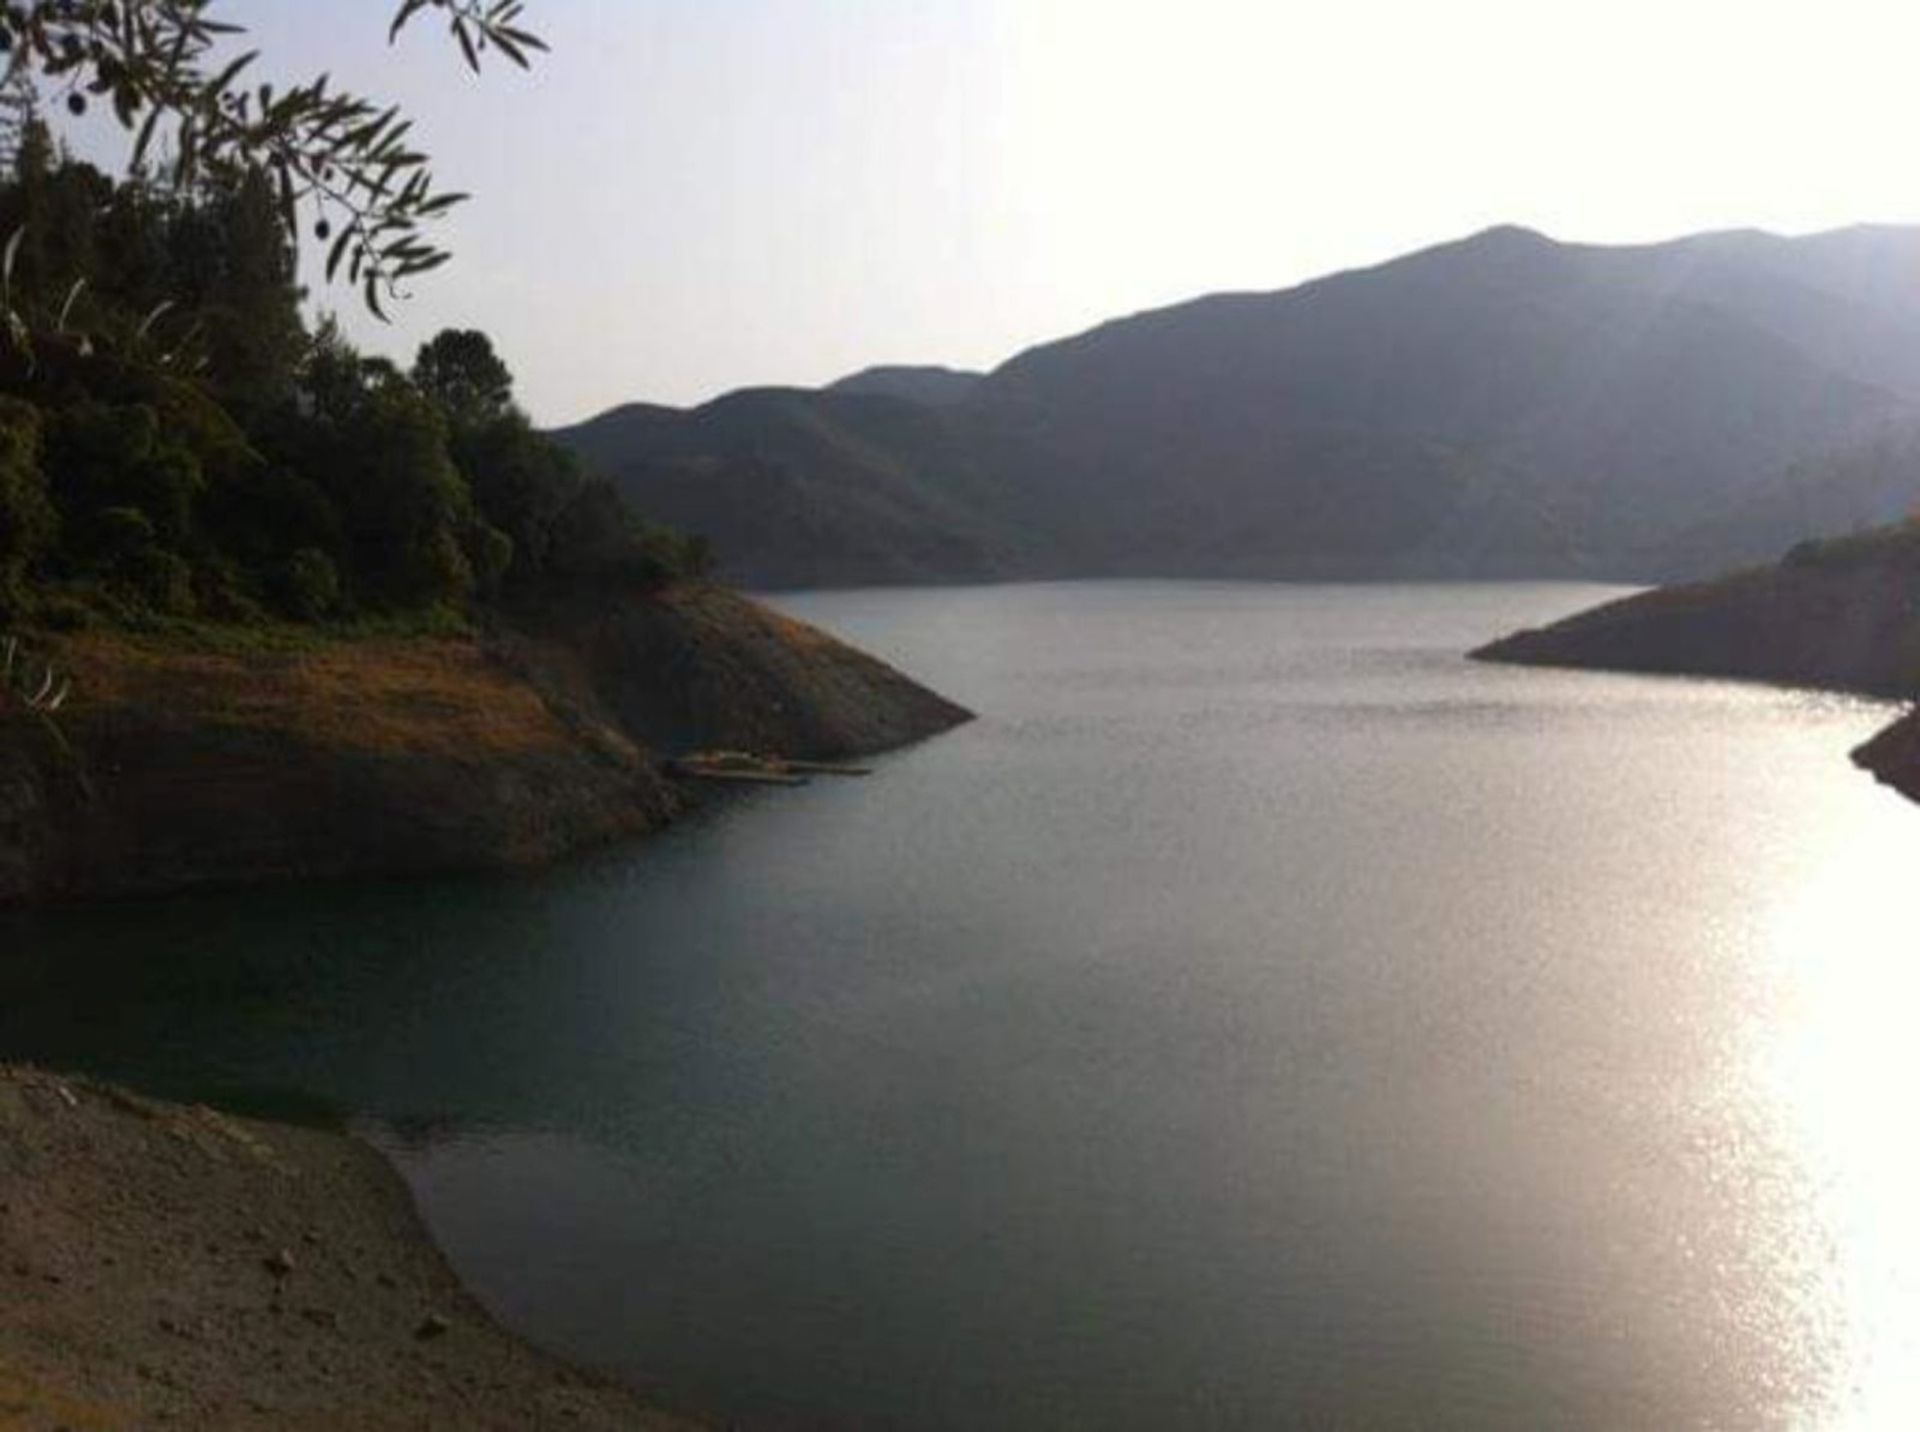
top-left (0, 399), bottom-right (53, 620)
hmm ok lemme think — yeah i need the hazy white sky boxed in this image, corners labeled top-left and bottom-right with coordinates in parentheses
top-left (110, 0), bottom-right (1920, 423)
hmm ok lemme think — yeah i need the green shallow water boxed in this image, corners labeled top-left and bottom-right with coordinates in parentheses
top-left (5, 581), bottom-right (1919, 1430)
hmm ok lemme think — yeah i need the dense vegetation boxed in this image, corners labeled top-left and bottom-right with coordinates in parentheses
top-left (0, 127), bottom-right (706, 637)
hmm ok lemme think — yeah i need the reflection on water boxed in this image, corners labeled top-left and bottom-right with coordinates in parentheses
top-left (3, 581), bottom-right (1918, 1429)
top-left (1760, 823), bottom-right (1920, 1431)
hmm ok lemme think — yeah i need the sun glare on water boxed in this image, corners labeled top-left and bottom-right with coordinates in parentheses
top-left (1754, 789), bottom-right (1920, 1429)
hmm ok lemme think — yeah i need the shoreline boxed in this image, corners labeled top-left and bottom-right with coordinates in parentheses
top-left (0, 582), bottom-right (971, 908)
top-left (0, 1064), bottom-right (705, 1430)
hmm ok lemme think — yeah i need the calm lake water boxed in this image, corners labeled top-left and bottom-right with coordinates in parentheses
top-left (6, 582), bottom-right (1920, 1429)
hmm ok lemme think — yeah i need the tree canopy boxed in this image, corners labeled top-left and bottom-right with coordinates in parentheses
top-left (0, 146), bottom-right (708, 634)
top-left (0, 4), bottom-right (715, 644)
top-left (413, 329), bottom-right (514, 429)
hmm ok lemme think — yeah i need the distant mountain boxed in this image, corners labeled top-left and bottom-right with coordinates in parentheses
top-left (559, 224), bottom-right (1920, 588)
top-left (556, 388), bottom-right (1039, 588)
top-left (826, 365), bottom-right (983, 407)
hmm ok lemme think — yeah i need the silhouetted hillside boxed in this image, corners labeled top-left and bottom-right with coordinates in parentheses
top-left (556, 388), bottom-right (1040, 588)
top-left (826, 365), bottom-right (983, 406)
top-left (1474, 513), bottom-right (1920, 812)
top-left (1472, 519), bottom-right (1920, 696)
top-left (1655, 422), bottom-right (1920, 577)
top-left (560, 224), bottom-right (1920, 588)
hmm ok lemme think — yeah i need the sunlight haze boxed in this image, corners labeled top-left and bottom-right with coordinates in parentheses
top-left (218, 0), bottom-right (1920, 423)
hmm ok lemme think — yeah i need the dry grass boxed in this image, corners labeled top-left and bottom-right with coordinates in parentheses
top-left (48, 633), bottom-right (577, 760)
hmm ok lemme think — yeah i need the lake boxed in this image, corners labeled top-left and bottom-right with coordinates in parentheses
top-left (5, 581), bottom-right (1919, 1429)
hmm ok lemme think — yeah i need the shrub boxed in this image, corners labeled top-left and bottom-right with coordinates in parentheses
top-left (466, 522), bottom-right (514, 598)
top-left (94, 504), bottom-right (157, 558)
top-left (0, 397), bottom-right (53, 617)
top-left (117, 545), bottom-right (196, 615)
top-left (412, 527), bottom-right (475, 608)
top-left (276, 547), bottom-right (341, 621)
top-left (43, 401), bottom-right (205, 548)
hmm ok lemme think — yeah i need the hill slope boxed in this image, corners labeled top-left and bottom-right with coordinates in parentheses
top-left (0, 584), bottom-right (970, 904)
top-left (562, 224), bottom-right (1920, 588)
top-left (1470, 521), bottom-right (1920, 697)
top-left (0, 1064), bottom-right (700, 1430)
top-left (980, 225), bottom-right (1920, 574)
top-left (556, 389), bottom-right (1040, 587)
top-left (1471, 518), bottom-right (1920, 809)
top-left (826, 365), bottom-right (983, 406)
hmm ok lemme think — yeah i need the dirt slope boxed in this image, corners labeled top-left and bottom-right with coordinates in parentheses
top-left (0, 1064), bottom-right (703, 1431)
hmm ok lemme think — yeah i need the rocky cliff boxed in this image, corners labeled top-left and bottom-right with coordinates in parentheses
top-left (0, 583), bottom-right (969, 904)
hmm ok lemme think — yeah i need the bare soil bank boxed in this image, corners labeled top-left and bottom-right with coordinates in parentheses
top-left (0, 1064), bottom-right (703, 1431)
top-left (0, 582), bottom-right (969, 904)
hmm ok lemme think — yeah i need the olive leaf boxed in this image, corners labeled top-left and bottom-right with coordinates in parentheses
top-left (6, 1), bottom-right (546, 317)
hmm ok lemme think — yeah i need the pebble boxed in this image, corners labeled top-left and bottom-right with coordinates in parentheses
top-left (415, 1312), bottom-right (451, 1340)
top-left (263, 1249), bottom-right (296, 1278)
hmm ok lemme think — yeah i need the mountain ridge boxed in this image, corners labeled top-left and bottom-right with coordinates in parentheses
top-left (557, 223), bottom-right (1920, 589)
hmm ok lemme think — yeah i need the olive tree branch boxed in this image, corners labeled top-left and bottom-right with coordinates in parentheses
top-left (1, 0), bottom-right (544, 316)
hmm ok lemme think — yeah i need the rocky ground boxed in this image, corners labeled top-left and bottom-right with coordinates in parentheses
top-left (0, 1065), bottom-right (706, 1431)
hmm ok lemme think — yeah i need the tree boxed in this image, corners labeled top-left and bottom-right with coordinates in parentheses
top-left (3, 1), bottom-right (546, 315)
top-left (413, 328), bottom-right (513, 430)
top-left (176, 165), bottom-right (308, 413)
